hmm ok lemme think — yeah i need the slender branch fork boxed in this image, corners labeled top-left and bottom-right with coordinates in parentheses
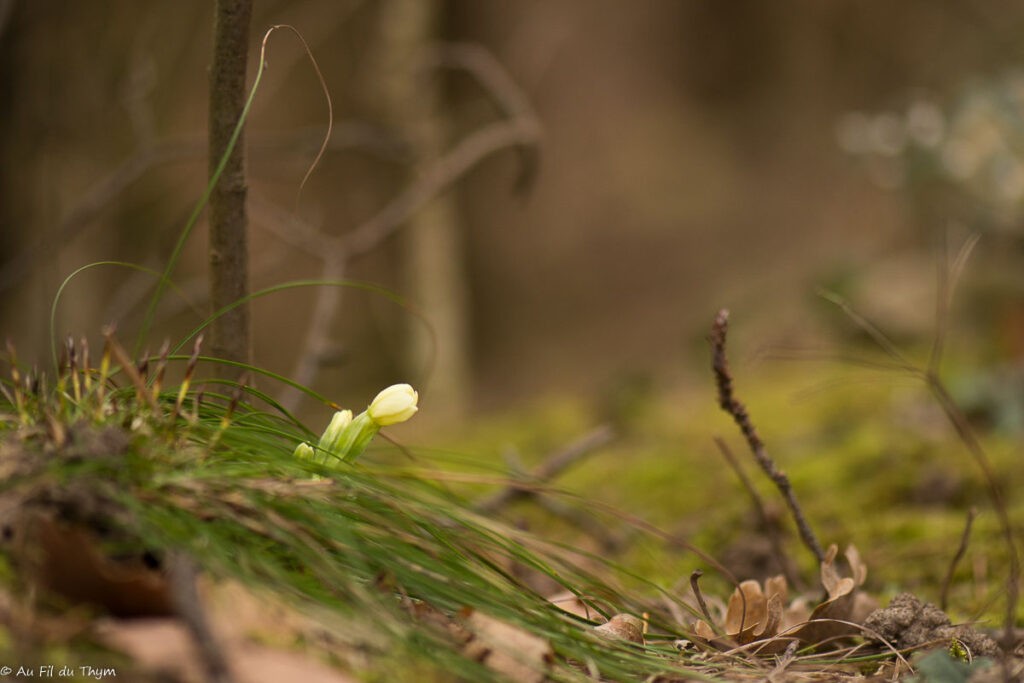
top-left (818, 233), bottom-right (1018, 654)
top-left (16, 27), bottom-right (540, 415)
top-left (709, 309), bottom-right (825, 566)
top-left (270, 42), bottom-right (542, 412)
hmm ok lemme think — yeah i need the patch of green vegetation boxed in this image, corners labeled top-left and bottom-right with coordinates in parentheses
top-left (0, 340), bottom-right (742, 682)
top-left (433, 354), bottom-right (1023, 633)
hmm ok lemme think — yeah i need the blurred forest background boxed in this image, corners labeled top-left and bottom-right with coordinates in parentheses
top-left (2, 0), bottom-right (1023, 430)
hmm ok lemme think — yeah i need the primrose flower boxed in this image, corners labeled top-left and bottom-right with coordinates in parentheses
top-left (293, 442), bottom-right (316, 460)
top-left (367, 383), bottom-right (419, 426)
top-left (296, 384), bottom-right (419, 467)
top-left (317, 409), bottom-right (353, 453)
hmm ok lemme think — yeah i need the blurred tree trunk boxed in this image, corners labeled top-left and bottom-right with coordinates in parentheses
top-left (371, 0), bottom-right (470, 419)
top-left (208, 0), bottom-right (252, 373)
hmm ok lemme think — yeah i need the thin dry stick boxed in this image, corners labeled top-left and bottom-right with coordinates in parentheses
top-left (0, 140), bottom-right (203, 292)
top-left (430, 42), bottom-right (542, 192)
top-left (167, 553), bottom-right (234, 683)
top-left (343, 115), bottom-right (539, 257)
top-left (941, 506), bottom-right (977, 612)
top-left (0, 121), bottom-right (402, 296)
top-left (469, 433), bottom-right (623, 551)
top-left (474, 425), bottom-right (615, 513)
top-left (825, 235), bottom-right (1018, 655)
top-left (713, 436), bottom-right (803, 589)
top-left (709, 309), bottom-right (825, 565)
top-left (689, 570), bottom-right (716, 626)
top-left (532, 493), bottom-right (623, 553)
top-left (929, 233), bottom-right (980, 375)
top-left (928, 377), bottom-right (1019, 653)
top-left (268, 69), bottom-right (541, 412)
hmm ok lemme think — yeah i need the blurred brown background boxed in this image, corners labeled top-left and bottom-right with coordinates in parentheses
top-left (2, 1), bottom-right (1023, 424)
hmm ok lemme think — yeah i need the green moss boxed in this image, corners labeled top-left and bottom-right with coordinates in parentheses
top-left (431, 357), bottom-right (1023, 629)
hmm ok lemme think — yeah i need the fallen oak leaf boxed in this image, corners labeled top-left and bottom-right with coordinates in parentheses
top-left (460, 609), bottom-right (553, 683)
top-left (547, 589), bottom-right (595, 620)
top-left (691, 543), bottom-right (873, 654)
top-left (593, 614), bottom-right (645, 644)
top-left (693, 577), bottom-right (791, 654)
top-left (790, 543), bottom-right (872, 645)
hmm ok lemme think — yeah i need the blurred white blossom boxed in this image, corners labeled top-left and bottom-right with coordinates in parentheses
top-left (839, 72), bottom-right (1024, 230)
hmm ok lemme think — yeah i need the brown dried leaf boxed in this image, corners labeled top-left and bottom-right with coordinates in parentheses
top-left (462, 610), bottom-right (553, 683)
top-left (693, 619), bottom-right (718, 641)
top-left (764, 574), bottom-right (788, 605)
top-left (724, 580), bottom-right (766, 641)
top-left (791, 544), bottom-right (868, 645)
top-left (593, 614), bottom-right (645, 644)
top-left (820, 544), bottom-right (842, 598)
top-left (782, 596), bottom-right (812, 632)
top-left (13, 512), bottom-right (173, 617)
top-left (100, 618), bottom-right (359, 683)
top-left (691, 544), bottom-right (871, 653)
top-left (547, 590), bottom-right (594, 620)
top-left (760, 591), bottom-right (783, 639)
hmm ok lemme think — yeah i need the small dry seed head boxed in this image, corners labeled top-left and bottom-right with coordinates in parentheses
top-left (220, 379), bottom-right (246, 429)
top-left (8, 344), bottom-right (22, 386)
top-left (190, 388), bottom-right (204, 424)
top-left (150, 340), bottom-right (170, 401)
top-left (67, 336), bottom-right (82, 402)
top-left (175, 335), bottom-right (203, 414)
top-left (103, 332), bottom-right (156, 412)
top-left (78, 337), bottom-right (93, 394)
top-left (136, 348), bottom-right (149, 381)
top-left (95, 336), bottom-right (112, 412)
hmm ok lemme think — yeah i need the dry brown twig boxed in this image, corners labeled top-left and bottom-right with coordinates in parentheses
top-left (270, 42), bottom-right (542, 413)
top-left (473, 427), bottom-right (621, 551)
top-left (474, 426), bottom-right (615, 514)
top-left (166, 553), bottom-right (234, 683)
top-left (821, 235), bottom-right (1019, 656)
top-left (709, 309), bottom-right (826, 566)
top-left (941, 506), bottom-right (977, 613)
top-left (0, 119), bottom-right (410, 294)
top-left (713, 436), bottom-right (803, 589)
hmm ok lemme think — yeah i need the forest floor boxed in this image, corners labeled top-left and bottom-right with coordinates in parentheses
top-left (2, 332), bottom-right (1022, 682)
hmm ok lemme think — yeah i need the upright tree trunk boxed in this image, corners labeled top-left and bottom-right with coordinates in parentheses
top-left (208, 0), bottom-right (252, 372)
top-left (373, 0), bottom-right (471, 420)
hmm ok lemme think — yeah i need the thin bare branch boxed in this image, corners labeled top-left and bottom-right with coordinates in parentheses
top-left (822, 247), bottom-right (1019, 659)
top-left (927, 377), bottom-right (1019, 651)
top-left (709, 309), bottom-right (825, 565)
top-left (929, 232), bottom-right (981, 374)
top-left (689, 570), bottom-right (716, 626)
top-left (343, 116), bottom-right (540, 257)
top-left (469, 432), bottom-right (623, 552)
top-left (0, 140), bottom-right (204, 292)
top-left (167, 553), bottom-right (234, 683)
top-left (474, 425), bottom-right (615, 514)
top-left (713, 436), bottom-right (803, 589)
top-left (941, 506), bottom-right (977, 612)
top-left (816, 288), bottom-right (916, 373)
top-left (278, 256), bottom-right (347, 412)
top-left (262, 44), bottom-right (541, 411)
top-left (430, 42), bottom-right (542, 191)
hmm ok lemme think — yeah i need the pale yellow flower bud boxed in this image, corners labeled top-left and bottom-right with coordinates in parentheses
top-left (367, 383), bottom-right (419, 426)
top-left (317, 409), bottom-right (353, 452)
top-left (293, 442), bottom-right (315, 460)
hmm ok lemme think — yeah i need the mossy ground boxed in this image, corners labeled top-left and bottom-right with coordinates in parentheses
top-left (424, 351), bottom-right (1022, 630)
top-left (1, 338), bottom-right (1019, 682)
